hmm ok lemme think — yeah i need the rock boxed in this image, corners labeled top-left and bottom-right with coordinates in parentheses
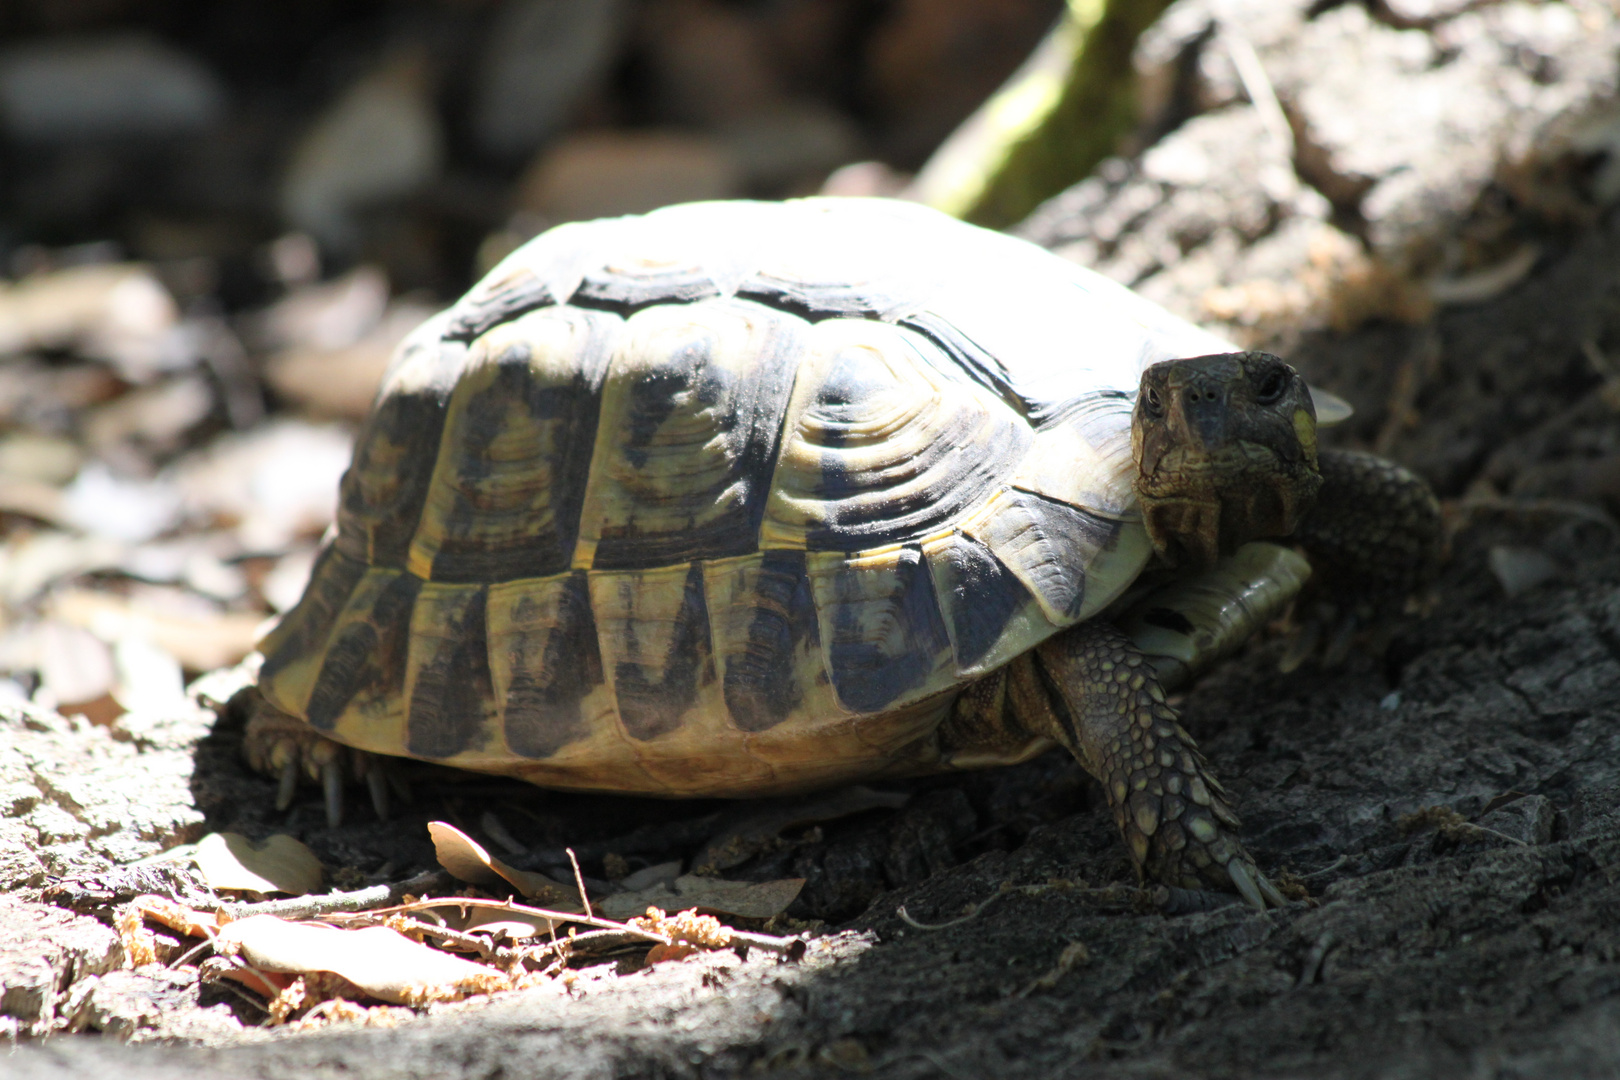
top-left (279, 51), bottom-right (444, 256)
top-left (0, 895), bottom-right (123, 1037)
top-left (470, 0), bottom-right (627, 160)
top-left (0, 35), bottom-right (226, 143)
top-left (64, 968), bottom-right (208, 1042)
top-left (1019, 0), bottom-right (1620, 343)
top-left (0, 697), bottom-right (208, 876)
top-left (515, 130), bottom-right (742, 223)
top-left (1475, 794), bottom-right (1557, 846)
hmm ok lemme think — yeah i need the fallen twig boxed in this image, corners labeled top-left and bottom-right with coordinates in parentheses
top-left (566, 847), bottom-right (593, 920)
top-left (897, 881), bottom-right (1144, 931)
top-left (217, 870), bottom-right (450, 921)
top-left (319, 895), bottom-right (803, 954)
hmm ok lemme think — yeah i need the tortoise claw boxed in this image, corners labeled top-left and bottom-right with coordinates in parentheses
top-left (276, 754), bottom-right (300, 812)
top-left (363, 756), bottom-right (391, 822)
top-left (1226, 860), bottom-right (1266, 910)
top-left (322, 758), bottom-right (345, 829)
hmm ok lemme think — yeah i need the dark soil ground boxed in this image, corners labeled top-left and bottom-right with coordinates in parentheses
top-left (11, 172), bottom-right (1620, 1080)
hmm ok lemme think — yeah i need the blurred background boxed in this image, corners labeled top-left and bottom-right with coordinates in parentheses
top-left (0, 0), bottom-right (1082, 726)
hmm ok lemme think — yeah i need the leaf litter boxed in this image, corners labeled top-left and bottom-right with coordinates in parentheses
top-left (106, 820), bottom-right (810, 1031)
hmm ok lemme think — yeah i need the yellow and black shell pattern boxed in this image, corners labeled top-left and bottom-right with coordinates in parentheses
top-left (257, 198), bottom-right (1235, 797)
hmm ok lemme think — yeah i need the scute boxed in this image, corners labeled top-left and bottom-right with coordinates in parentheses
top-left (571, 298), bottom-right (803, 570)
top-left (407, 306), bottom-right (617, 582)
top-left (262, 197), bottom-right (1232, 797)
top-left (761, 318), bottom-right (1029, 551)
top-left (487, 570), bottom-right (601, 758)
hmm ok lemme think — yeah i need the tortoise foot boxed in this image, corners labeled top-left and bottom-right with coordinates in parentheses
top-left (243, 702), bottom-right (406, 827)
top-left (1026, 625), bottom-right (1287, 910)
top-left (1113, 721), bottom-right (1286, 910)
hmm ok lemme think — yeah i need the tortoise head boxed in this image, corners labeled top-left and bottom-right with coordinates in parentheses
top-left (1132, 352), bottom-right (1323, 568)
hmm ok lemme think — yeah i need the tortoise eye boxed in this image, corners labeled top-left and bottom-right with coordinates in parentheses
top-left (1256, 369), bottom-right (1288, 404)
top-left (1142, 387), bottom-right (1164, 417)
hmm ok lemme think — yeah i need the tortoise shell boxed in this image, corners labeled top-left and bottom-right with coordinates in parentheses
top-left (257, 198), bottom-right (1235, 797)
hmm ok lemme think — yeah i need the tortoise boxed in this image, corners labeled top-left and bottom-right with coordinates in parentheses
top-left (247, 197), bottom-right (1440, 907)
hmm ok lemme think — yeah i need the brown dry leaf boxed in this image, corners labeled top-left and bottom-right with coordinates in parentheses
top-left (133, 894), bottom-right (222, 938)
top-left (173, 419), bottom-right (351, 552)
top-left (49, 587), bottom-right (263, 672)
top-left (0, 432), bottom-right (83, 485)
top-left (36, 619), bottom-right (117, 712)
top-left (265, 301), bottom-right (437, 419)
top-left (254, 265), bottom-right (388, 353)
top-left (644, 943), bottom-right (698, 965)
top-left (117, 902), bottom-right (159, 967)
top-left (427, 821), bottom-right (578, 908)
top-left (0, 477), bottom-right (69, 527)
top-left (0, 263), bottom-right (181, 381)
top-left (214, 915), bottom-right (508, 1006)
top-left (0, 531), bottom-right (128, 607)
top-left (599, 875), bottom-right (804, 921)
top-left (455, 906), bottom-right (559, 941)
top-left (193, 832), bottom-right (323, 896)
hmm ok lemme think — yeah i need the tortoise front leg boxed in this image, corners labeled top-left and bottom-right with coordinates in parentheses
top-left (1008, 623), bottom-right (1284, 908)
top-left (1294, 447), bottom-right (1442, 600)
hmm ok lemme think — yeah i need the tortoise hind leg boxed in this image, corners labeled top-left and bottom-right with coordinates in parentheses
top-left (243, 691), bottom-right (404, 827)
top-left (1009, 627), bottom-right (1283, 908)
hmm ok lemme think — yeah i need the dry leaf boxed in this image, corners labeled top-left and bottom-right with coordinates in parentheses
top-left (598, 875), bottom-right (804, 921)
top-left (265, 301), bottom-right (436, 419)
top-left (36, 619), bottom-right (116, 711)
top-left (455, 907), bottom-right (558, 941)
top-left (173, 419), bottom-right (351, 551)
top-left (134, 895), bottom-right (222, 938)
top-left (193, 832), bottom-right (323, 896)
top-left (0, 263), bottom-right (182, 381)
top-left (50, 587), bottom-right (263, 672)
top-left (427, 821), bottom-right (578, 907)
top-left (215, 916), bottom-right (507, 1005)
top-left (644, 943), bottom-right (698, 965)
top-left (616, 860), bottom-right (681, 892)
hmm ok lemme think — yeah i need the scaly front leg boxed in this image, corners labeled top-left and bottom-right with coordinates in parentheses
top-left (1009, 623), bottom-right (1285, 908)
